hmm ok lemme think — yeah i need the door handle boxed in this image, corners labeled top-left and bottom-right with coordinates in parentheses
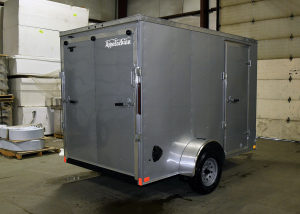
top-left (227, 96), bottom-right (239, 103)
top-left (63, 96), bottom-right (78, 104)
top-left (115, 98), bottom-right (134, 108)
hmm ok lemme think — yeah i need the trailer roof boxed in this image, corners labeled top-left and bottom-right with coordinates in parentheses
top-left (60, 14), bottom-right (257, 44)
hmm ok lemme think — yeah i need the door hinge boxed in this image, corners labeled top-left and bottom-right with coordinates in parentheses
top-left (221, 122), bottom-right (227, 129)
top-left (135, 133), bottom-right (141, 141)
top-left (135, 67), bottom-right (141, 76)
top-left (61, 122), bottom-right (64, 129)
top-left (245, 60), bottom-right (251, 67)
top-left (221, 72), bottom-right (227, 80)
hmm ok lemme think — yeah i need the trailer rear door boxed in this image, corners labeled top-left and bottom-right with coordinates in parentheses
top-left (94, 34), bottom-right (135, 176)
top-left (225, 41), bottom-right (250, 154)
top-left (63, 40), bottom-right (97, 164)
top-left (63, 29), bottom-right (136, 176)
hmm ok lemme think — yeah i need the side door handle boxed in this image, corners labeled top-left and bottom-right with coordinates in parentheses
top-left (115, 98), bottom-right (134, 108)
top-left (63, 96), bottom-right (78, 104)
top-left (227, 96), bottom-right (239, 103)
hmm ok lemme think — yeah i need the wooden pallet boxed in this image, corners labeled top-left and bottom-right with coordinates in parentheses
top-left (0, 146), bottom-right (60, 160)
top-left (54, 134), bottom-right (63, 139)
top-left (0, 95), bottom-right (14, 103)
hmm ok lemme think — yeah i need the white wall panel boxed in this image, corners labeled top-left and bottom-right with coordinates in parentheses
top-left (258, 59), bottom-right (300, 80)
top-left (221, 16), bottom-right (300, 40)
top-left (257, 119), bottom-right (300, 141)
top-left (257, 99), bottom-right (300, 120)
top-left (160, 0), bottom-right (183, 17)
top-left (220, 0), bottom-right (300, 26)
top-left (257, 80), bottom-right (300, 100)
top-left (258, 37), bottom-right (300, 60)
top-left (50, 0), bottom-right (115, 21)
top-left (183, 0), bottom-right (200, 13)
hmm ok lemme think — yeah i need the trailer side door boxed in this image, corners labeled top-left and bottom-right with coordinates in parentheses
top-left (224, 41), bottom-right (250, 155)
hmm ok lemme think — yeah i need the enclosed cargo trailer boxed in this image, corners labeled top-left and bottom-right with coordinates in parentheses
top-left (60, 15), bottom-right (257, 194)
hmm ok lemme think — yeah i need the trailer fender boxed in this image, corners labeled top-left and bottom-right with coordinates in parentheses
top-left (179, 139), bottom-right (225, 177)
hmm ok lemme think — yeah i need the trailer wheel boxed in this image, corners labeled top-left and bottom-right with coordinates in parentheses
top-left (188, 150), bottom-right (222, 194)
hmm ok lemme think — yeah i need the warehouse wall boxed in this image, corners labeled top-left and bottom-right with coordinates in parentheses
top-left (220, 0), bottom-right (300, 141)
top-left (127, 0), bottom-right (217, 30)
top-left (0, 6), bottom-right (3, 54)
top-left (49, 0), bottom-right (116, 21)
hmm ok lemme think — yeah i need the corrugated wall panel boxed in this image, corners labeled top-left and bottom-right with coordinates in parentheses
top-left (257, 99), bottom-right (300, 120)
top-left (220, 0), bottom-right (300, 141)
top-left (220, 16), bottom-right (300, 40)
top-left (183, 0), bottom-right (200, 13)
top-left (257, 119), bottom-right (300, 141)
top-left (257, 80), bottom-right (300, 100)
top-left (170, 15), bottom-right (200, 27)
top-left (221, 0), bottom-right (262, 8)
top-left (128, 0), bottom-right (141, 16)
top-left (159, 0), bottom-right (184, 17)
top-left (258, 37), bottom-right (300, 60)
top-left (258, 59), bottom-right (300, 80)
top-left (141, 0), bottom-right (159, 17)
top-left (220, 0), bottom-right (300, 26)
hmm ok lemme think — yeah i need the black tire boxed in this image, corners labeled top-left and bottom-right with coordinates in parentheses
top-left (188, 150), bottom-right (222, 194)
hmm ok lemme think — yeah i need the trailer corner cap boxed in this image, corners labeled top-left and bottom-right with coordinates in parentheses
top-left (178, 139), bottom-right (224, 177)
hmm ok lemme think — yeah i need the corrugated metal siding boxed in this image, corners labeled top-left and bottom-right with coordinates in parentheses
top-left (220, 0), bottom-right (300, 141)
top-left (220, 0), bottom-right (300, 26)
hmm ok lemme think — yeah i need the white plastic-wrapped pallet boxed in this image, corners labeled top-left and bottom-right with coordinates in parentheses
top-left (3, 0), bottom-right (89, 58)
top-left (0, 56), bottom-right (9, 95)
top-left (13, 107), bottom-right (54, 135)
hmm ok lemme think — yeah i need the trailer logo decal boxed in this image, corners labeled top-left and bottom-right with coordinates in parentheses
top-left (105, 37), bottom-right (132, 49)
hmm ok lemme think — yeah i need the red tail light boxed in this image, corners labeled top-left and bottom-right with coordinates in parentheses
top-left (138, 83), bottom-right (141, 115)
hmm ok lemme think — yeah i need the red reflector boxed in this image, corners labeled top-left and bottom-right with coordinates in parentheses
top-left (138, 178), bottom-right (142, 186)
top-left (64, 156), bottom-right (66, 163)
top-left (138, 83), bottom-right (141, 115)
top-left (144, 177), bottom-right (149, 182)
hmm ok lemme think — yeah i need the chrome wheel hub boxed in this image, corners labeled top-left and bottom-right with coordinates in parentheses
top-left (201, 158), bottom-right (218, 186)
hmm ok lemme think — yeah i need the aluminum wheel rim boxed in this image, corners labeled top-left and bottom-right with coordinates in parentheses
top-left (201, 158), bottom-right (218, 186)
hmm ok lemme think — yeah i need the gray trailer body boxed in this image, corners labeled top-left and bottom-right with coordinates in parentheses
top-left (60, 15), bottom-right (257, 187)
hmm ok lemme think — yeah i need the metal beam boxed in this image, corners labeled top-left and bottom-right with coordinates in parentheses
top-left (160, 10), bottom-right (200, 20)
top-left (200, 0), bottom-right (209, 28)
top-left (216, 0), bottom-right (220, 31)
top-left (118, 0), bottom-right (127, 19)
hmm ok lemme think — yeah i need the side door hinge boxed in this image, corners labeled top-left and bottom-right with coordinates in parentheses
top-left (221, 72), bottom-right (227, 80)
top-left (61, 122), bottom-right (64, 129)
top-left (135, 133), bottom-right (141, 141)
top-left (245, 60), bottom-right (251, 67)
top-left (135, 67), bottom-right (141, 76)
top-left (221, 121), bottom-right (227, 129)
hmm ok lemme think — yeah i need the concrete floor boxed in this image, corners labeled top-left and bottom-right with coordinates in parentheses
top-left (0, 138), bottom-right (300, 214)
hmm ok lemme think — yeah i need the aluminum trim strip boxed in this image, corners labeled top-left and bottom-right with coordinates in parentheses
top-left (69, 157), bottom-right (135, 177)
top-left (64, 28), bottom-right (136, 44)
top-left (60, 15), bottom-right (257, 44)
